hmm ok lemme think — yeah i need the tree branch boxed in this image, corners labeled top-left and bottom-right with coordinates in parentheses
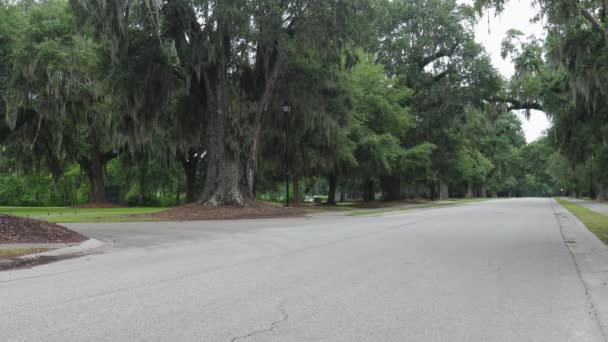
top-left (0, 106), bottom-right (38, 144)
top-left (488, 97), bottom-right (543, 111)
top-left (419, 43), bottom-right (459, 70)
top-left (580, 7), bottom-right (608, 43)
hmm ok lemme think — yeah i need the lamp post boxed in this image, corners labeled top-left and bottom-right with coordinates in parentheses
top-left (282, 103), bottom-right (291, 207)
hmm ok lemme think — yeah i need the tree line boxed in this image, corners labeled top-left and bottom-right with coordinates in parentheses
top-left (0, 0), bottom-right (589, 207)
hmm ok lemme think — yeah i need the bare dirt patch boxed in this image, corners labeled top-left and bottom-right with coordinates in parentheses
top-left (133, 201), bottom-right (305, 221)
top-left (0, 215), bottom-right (88, 243)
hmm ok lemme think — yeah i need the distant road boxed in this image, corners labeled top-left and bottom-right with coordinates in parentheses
top-left (1, 198), bottom-right (604, 341)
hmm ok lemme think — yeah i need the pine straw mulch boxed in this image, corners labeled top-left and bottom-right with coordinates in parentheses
top-left (131, 201), bottom-right (306, 221)
top-left (0, 214), bottom-right (88, 244)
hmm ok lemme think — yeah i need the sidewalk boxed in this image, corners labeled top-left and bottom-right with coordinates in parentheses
top-left (564, 197), bottom-right (608, 215)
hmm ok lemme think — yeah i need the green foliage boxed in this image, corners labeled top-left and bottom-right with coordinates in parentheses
top-left (0, 0), bottom-right (589, 207)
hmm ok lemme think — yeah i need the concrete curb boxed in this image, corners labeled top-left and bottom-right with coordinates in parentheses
top-left (552, 199), bottom-right (608, 341)
top-left (0, 238), bottom-right (112, 270)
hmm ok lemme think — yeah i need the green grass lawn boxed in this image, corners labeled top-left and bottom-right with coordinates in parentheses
top-left (349, 198), bottom-right (490, 216)
top-left (555, 197), bottom-right (608, 244)
top-left (0, 206), bottom-right (167, 223)
top-left (0, 248), bottom-right (50, 259)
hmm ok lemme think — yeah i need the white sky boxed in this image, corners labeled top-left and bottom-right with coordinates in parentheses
top-left (465, 0), bottom-right (552, 143)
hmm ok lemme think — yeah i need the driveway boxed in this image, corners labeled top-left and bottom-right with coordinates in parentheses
top-left (0, 198), bottom-right (605, 341)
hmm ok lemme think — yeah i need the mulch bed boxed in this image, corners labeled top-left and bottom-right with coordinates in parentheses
top-left (0, 215), bottom-right (88, 244)
top-left (133, 201), bottom-right (306, 221)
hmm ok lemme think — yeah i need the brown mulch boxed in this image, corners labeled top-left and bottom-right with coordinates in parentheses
top-left (133, 201), bottom-right (306, 221)
top-left (76, 202), bottom-right (125, 209)
top-left (0, 215), bottom-right (88, 244)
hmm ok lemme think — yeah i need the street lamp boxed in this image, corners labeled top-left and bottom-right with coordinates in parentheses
top-left (283, 103), bottom-right (291, 207)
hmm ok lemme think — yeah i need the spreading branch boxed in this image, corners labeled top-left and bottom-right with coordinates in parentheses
top-left (580, 7), bottom-right (608, 43)
top-left (419, 43), bottom-right (459, 70)
top-left (488, 97), bottom-right (543, 111)
top-left (0, 107), bottom-right (38, 144)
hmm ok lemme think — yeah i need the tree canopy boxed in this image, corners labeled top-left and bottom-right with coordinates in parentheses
top-left (0, 0), bottom-right (595, 207)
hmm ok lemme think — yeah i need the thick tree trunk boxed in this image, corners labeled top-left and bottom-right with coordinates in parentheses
top-left (438, 181), bottom-right (449, 200)
top-left (596, 182), bottom-right (608, 201)
top-left (363, 178), bottom-right (375, 201)
top-left (87, 148), bottom-right (107, 203)
top-left (480, 185), bottom-right (487, 198)
top-left (180, 155), bottom-right (199, 203)
top-left (465, 183), bottom-right (474, 198)
top-left (199, 59), bottom-right (250, 205)
top-left (327, 173), bottom-right (337, 205)
top-left (200, 126), bottom-right (246, 205)
top-left (199, 30), bottom-right (282, 206)
top-left (381, 174), bottom-right (401, 201)
top-left (292, 173), bottom-right (299, 206)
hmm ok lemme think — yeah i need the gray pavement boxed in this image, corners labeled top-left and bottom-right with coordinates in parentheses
top-left (564, 197), bottom-right (608, 215)
top-left (0, 198), bottom-right (606, 341)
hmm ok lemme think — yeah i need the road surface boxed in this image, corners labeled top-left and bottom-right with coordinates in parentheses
top-left (1, 198), bottom-right (605, 341)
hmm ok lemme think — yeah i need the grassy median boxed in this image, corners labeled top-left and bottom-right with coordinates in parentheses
top-left (0, 248), bottom-right (50, 259)
top-left (0, 206), bottom-right (166, 223)
top-left (555, 197), bottom-right (608, 244)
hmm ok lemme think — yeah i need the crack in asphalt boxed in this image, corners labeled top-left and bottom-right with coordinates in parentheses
top-left (229, 306), bottom-right (288, 342)
top-left (0, 270), bottom-right (72, 285)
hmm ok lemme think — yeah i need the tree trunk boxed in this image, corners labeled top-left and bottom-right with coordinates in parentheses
top-left (292, 173), bottom-right (300, 206)
top-left (138, 159), bottom-right (146, 206)
top-left (199, 31), bottom-right (282, 206)
top-left (381, 174), bottom-right (401, 201)
top-left (480, 185), bottom-right (487, 198)
top-left (327, 172), bottom-right (337, 205)
top-left (465, 183), bottom-right (474, 198)
top-left (200, 123), bottom-right (246, 205)
top-left (199, 60), bottom-right (250, 205)
top-left (597, 182), bottom-right (608, 201)
top-left (363, 178), bottom-right (375, 201)
top-left (88, 147), bottom-right (107, 203)
top-left (438, 181), bottom-right (449, 200)
top-left (180, 154), bottom-right (199, 203)
top-left (176, 172), bottom-right (181, 204)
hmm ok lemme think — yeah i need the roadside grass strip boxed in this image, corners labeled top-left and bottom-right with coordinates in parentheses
top-left (0, 248), bottom-right (50, 259)
top-left (349, 198), bottom-right (489, 216)
top-left (0, 206), bottom-right (166, 223)
top-left (556, 197), bottom-right (608, 244)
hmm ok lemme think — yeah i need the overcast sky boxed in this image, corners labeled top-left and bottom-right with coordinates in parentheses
top-left (464, 0), bottom-right (551, 143)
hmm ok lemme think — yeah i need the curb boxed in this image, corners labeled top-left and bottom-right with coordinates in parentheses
top-left (0, 238), bottom-right (112, 270)
top-left (552, 200), bottom-right (608, 340)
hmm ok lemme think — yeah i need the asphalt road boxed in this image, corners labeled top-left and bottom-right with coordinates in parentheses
top-left (1, 198), bottom-right (605, 341)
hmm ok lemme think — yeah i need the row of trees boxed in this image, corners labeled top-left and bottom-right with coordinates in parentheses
top-left (475, 0), bottom-right (608, 200)
top-left (0, 0), bottom-right (573, 207)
